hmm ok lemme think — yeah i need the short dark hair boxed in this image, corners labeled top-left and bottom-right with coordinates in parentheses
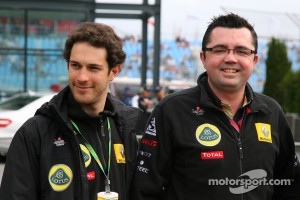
top-left (202, 13), bottom-right (258, 52)
top-left (63, 22), bottom-right (126, 71)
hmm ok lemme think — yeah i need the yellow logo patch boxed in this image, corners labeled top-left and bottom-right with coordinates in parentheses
top-left (114, 144), bottom-right (126, 163)
top-left (255, 123), bottom-right (272, 143)
top-left (48, 164), bottom-right (73, 192)
top-left (195, 123), bottom-right (221, 146)
top-left (80, 144), bottom-right (91, 167)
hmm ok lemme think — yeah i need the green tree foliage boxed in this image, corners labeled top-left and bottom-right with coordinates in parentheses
top-left (279, 70), bottom-right (300, 113)
top-left (294, 70), bottom-right (300, 113)
top-left (263, 38), bottom-right (291, 107)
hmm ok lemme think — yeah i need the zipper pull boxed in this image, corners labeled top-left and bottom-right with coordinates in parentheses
top-left (100, 117), bottom-right (105, 137)
top-left (237, 138), bottom-right (243, 159)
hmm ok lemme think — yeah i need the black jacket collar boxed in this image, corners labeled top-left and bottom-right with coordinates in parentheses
top-left (67, 91), bottom-right (116, 121)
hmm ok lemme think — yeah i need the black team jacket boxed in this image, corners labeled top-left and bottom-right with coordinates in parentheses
top-left (0, 86), bottom-right (142, 200)
top-left (132, 72), bottom-right (300, 200)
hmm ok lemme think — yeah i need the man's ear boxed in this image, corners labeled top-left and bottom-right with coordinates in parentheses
top-left (110, 64), bottom-right (121, 81)
top-left (253, 54), bottom-right (259, 64)
top-left (200, 51), bottom-right (207, 70)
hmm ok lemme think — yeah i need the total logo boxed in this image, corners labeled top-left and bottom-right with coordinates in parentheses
top-left (201, 151), bottom-right (224, 160)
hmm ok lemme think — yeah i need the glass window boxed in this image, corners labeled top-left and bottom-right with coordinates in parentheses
top-left (0, 95), bottom-right (39, 110)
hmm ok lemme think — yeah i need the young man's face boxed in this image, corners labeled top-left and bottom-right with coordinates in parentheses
top-left (68, 42), bottom-right (120, 107)
top-left (200, 27), bottom-right (258, 93)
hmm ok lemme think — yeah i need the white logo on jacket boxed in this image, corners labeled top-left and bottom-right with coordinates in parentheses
top-left (145, 117), bottom-right (156, 136)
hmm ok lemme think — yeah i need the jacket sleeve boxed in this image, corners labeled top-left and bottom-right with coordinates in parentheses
top-left (123, 113), bottom-right (140, 200)
top-left (272, 110), bottom-right (300, 200)
top-left (0, 118), bottom-right (40, 200)
top-left (132, 105), bottom-right (173, 200)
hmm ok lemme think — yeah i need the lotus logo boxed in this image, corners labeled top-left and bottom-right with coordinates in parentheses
top-left (195, 124), bottom-right (221, 146)
top-left (48, 164), bottom-right (73, 191)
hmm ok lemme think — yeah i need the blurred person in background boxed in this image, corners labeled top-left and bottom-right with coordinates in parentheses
top-left (150, 85), bottom-right (166, 109)
top-left (0, 22), bottom-right (142, 200)
top-left (137, 85), bottom-right (153, 114)
top-left (132, 13), bottom-right (300, 200)
top-left (154, 85), bottom-right (166, 102)
top-left (121, 86), bottom-right (133, 106)
top-left (131, 88), bottom-right (141, 108)
top-left (135, 85), bottom-right (153, 135)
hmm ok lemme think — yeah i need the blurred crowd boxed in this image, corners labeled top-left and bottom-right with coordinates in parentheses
top-left (121, 85), bottom-right (166, 110)
top-left (119, 85), bottom-right (167, 133)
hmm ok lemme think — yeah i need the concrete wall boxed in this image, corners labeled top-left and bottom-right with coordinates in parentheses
top-left (286, 113), bottom-right (300, 144)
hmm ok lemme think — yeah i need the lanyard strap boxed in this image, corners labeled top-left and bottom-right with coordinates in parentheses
top-left (71, 118), bottom-right (112, 186)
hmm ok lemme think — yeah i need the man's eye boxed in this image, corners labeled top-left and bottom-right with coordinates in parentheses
top-left (236, 49), bottom-right (250, 55)
top-left (213, 48), bottom-right (227, 53)
top-left (90, 66), bottom-right (101, 71)
top-left (70, 63), bottom-right (79, 68)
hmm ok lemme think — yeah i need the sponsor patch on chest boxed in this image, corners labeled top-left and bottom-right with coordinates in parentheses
top-left (201, 151), bottom-right (224, 160)
top-left (87, 171), bottom-right (96, 181)
top-left (255, 123), bottom-right (272, 143)
top-left (195, 123), bottom-right (221, 146)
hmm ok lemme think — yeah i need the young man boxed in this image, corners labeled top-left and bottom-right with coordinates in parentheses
top-left (132, 13), bottom-right (300, 199)
top-left (0, 22), bottom-right (142, 200)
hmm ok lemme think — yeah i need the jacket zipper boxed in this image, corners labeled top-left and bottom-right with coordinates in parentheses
top-left (98, 116), bottom-right (107, 168)
top-left (66, 122), bottom-right (87, 200)
top-left (236, 135), bottom-right (244, 200)
top-left (237, 136), bottom-right (243, 160)
top-left (208, 106), bottom-right (246, 199)
top-left (100, 117), bottom-right (105, 137)
top-left (224, 110), bottom-right (245, 200)
top-left (236, 110), bottom-right (248, 200)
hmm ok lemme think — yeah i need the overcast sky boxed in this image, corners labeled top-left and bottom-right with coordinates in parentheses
top-left (96, 0), bottom-right (300, 41)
